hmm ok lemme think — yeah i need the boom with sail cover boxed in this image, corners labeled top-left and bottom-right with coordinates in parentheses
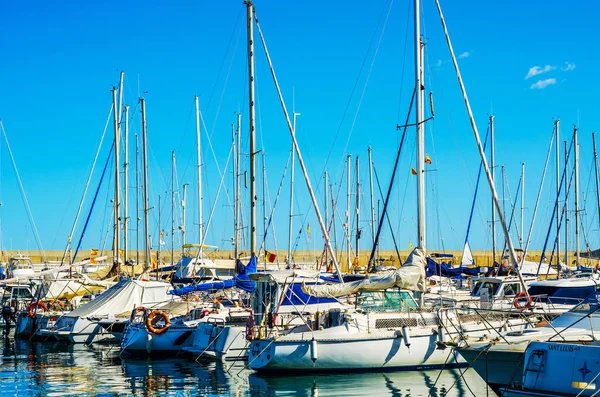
top-left (302, 247), bottom-right (427, 298)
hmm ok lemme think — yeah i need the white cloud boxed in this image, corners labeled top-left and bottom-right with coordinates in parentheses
top-left (525, 65), bottom-right (555, 80)
top-left (435, 59), bottom-right (443, 67)
top-left (530, 78), bottom-right (557, 89)
top-left (562, 62), bottom-right (576, 71)
top-left (458, 51), bottom-right (470, 59)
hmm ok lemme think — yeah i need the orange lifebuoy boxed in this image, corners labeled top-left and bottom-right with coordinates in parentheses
top-left (145, 310), bottom-right (171, 335)
top-left (27, 301), bottom-right (47, 317)
top-left (48, 299), bottom-right (65, 311)
top-left (513, 292), bottom-right (533, 310)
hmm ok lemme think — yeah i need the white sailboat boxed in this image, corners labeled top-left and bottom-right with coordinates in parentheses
top-left (247, 0), bottom-right (542, 372)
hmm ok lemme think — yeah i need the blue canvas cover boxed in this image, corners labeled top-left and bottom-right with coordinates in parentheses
top-left (169, 256), bottom-right (257, 295)
top-left (425, 257), bottom-right (483, 278)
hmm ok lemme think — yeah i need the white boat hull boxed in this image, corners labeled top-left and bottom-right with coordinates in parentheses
top-left (249, 330), bottom-right (465, 372)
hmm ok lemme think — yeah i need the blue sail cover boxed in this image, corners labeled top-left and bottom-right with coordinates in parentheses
top-left (281, 283), bottom-right (339, 306)
top-left (169, 256), bottom-right (257, 295)
top-left (425, 257), bottom-right (483, 278)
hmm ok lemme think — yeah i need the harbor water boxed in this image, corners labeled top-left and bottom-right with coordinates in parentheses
top-left (0, 334), bottom-right (498, 397)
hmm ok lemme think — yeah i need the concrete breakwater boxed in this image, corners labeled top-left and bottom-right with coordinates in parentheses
top-left (3, 249), bottom-right (595, 272)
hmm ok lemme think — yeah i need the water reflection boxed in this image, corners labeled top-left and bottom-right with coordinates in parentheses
top-left (247, 368), bottom-right (495, 397)
top-left (0, 336), bottom-right (496, 397)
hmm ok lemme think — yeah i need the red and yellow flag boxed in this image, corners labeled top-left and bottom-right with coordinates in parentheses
top-left (425, 154), bottom-right (432, 164)
top-left (266, 250), bottom-right (277, 263)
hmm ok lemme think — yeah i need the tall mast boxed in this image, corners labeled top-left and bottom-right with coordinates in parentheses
top-left (246, 0), bottom-right (257, 256)
top-left (415, 0), bottom-right (426, 251)
top-left (135, 133), bottom-right (140, 267)
top-left (171, 151), bottom-right (176, 266)
top-left (368, 147), bottom-right (376, 250)
top-left (574, 126), bottom-right (580, 265)
top-left (111, 87), bottom-right (121, 273)
top-left (182, 183), bottom-right (188, 251)
top-left (355, 156), bottom-right (360, 265)
top-left (158, 194), bottom-right (161, 271)
top-left (324, 170), bottom-right (329, 267)
top-left (288, 113), bottom-right (298, 266)
top-left (235, 114), bottom-right (242, 259)
top-left (520, 162), bottom-right (525, 247)
top-left (346, 155), bottom-right (351, 268)
top-left (123, 105), bottom-right (129, 266)
top-left (593, 132), bottom-right (600, 254)
top-left (564, 140), bottom-right (569, 265)
top-left (231, 122), bottom-right (236, 256)
top-left (262, 153), bottom-right (267, 268)
top-left (555, 120), bottom-right (561, 264)
top-left (140, 98), bottom-right (151, 272)
top-left (194, 96), bottom-right (204, 255)
top-left (490, 116), bottom-right (496, 264)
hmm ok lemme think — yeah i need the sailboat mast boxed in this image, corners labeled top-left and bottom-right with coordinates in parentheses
top-left (262, 153), bottom-right (267, 268)
top-left (111, 87), bottom-right (121, 273)
top-left (135, 133), bottom-right (140, 268)
top-left (593, 132), bottom-right (600, 248)
top-left (171, 151), bottom-right (176, 266)
top-left (158, 194), bottom-right (161, 270)
top-left (194, 96), bottom-right (204, 256)
top-left (355, 156), bottom-right (360, 265)
top-left (574, 126), bottom-right (580, 265)
top-left (182, 183), bottom-right (188, 251)
top-left (123, 105), bottom-right (129, 266)
top-left (140, 98), bottom-right (151, 272)
top-left (555, 120), bottom-right (561, 264)
top-left (324, 170), bottom-right (329, 267)
top-left (346, 155), bottom-right (351, 269)
top-left (368, 147), bottom-right (376, 250)
top-left (246, 0), bottom-right (257, 256)
top-left (564, 140), bottom-right (569, 265)
top-left (415, 0), bottom-right (426, 251)
top-left (288, 113), bottom-right (298, 266)
top-left (235, 114), bottom-right (242, 259)
top-left (520, 163), bottom-right (525, 247)
top-left (490, 115), bottom-right (496, 264)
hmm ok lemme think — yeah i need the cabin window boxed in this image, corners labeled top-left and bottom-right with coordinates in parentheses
top-left (472, 281), bottom-right (500, 297)
top-left (356, 290), bottom-right (418, 312)
top-left (502, 283), bottom-right (519, 297)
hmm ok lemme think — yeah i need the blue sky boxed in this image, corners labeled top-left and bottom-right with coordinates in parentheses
top-left (0, 0), bottom-right (599, 257)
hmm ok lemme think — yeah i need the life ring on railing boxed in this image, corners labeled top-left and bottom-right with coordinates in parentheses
top-left (513, 292), bottom-right (533, 310)
top-left (48, 299), bottom-right (65, 311)
top-left (27, 301), bottom-right (47, 317)
top-left (130, 306), bottom-right (147, 322)
top-left (145, 310), bottom-right (171, 335)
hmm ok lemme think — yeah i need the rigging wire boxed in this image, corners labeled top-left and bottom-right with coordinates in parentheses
top-left (0, 120), bottom-right (46, 261)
